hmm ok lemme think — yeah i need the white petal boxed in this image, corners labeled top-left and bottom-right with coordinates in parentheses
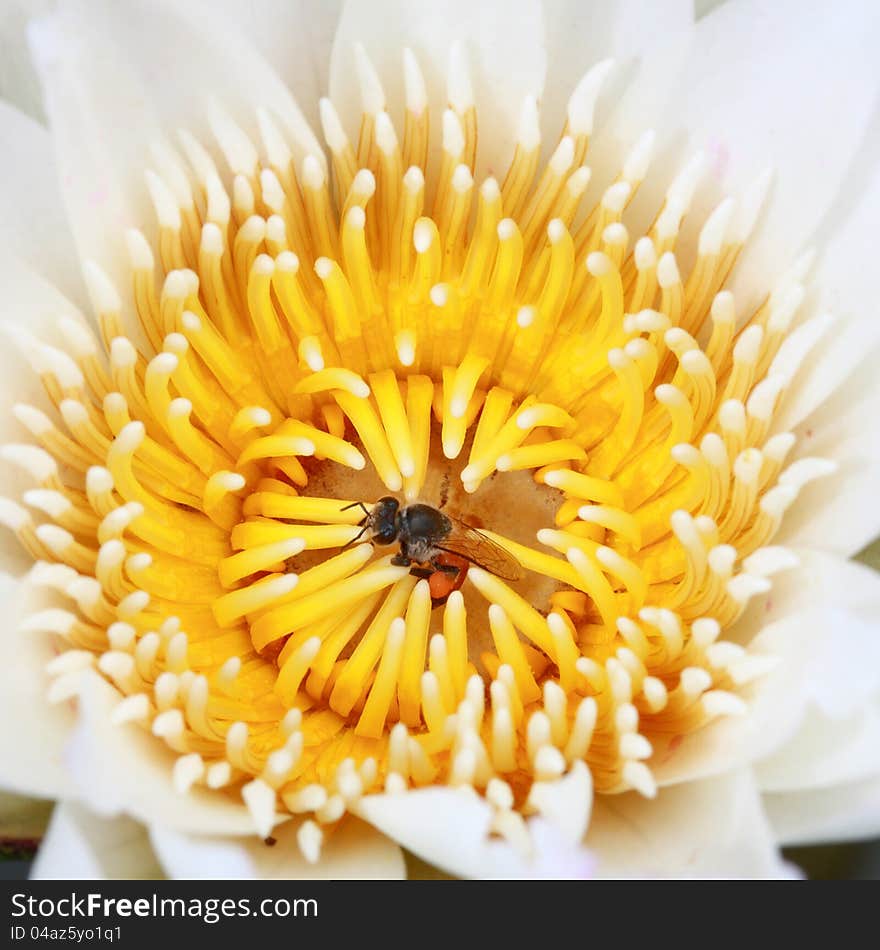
top-left (526, 760), bottom-right (592, 843)
top-left (64, 671), bottom-right (262, 836)
top-left (763, 773), bottom-right (880, 846)
top-left (29, 0), bottom-right (322, 305)
top-left (27, 4), bottom-right (165, 351)
top-left (207, 0), bottom-right (343, 133)
top-left (542, 1), bottom-right (694, 188)
top-left (756, 702), bottom-right (880, 794)
top-left (797, 608), bottom-right (880, 721)
top-left (31, 801), bottom-right (162, 879)
top-left (667, 0), bottom-right (880, 310)
top-left (329, 0), bottom-right (546, 180)
top-left (525, 817), bottom-right (598, 877)
top-left (652, 613), bottom-right (812, 786)
top-left (587, 770), bottom-right (793, 878)
top-left (85, 0), bottom-right (324, 157)
top-left (776, 168), bottom-right (880, 434)
top-left (150, 815), bottom-right (404, 880)
top-left (0, 101), bottom-right (86, 309)
top-left (780, 548), bottom-right (855, 634)
top-left (765, 159), bottom-right (880, 557)
top-left (777, 372), bottom-right (880, 558)
top-left (0, 570), bottom-right (78, 798)
top-left (752, 550), bottom-right (880, 715)
top-left (0, 0), bottom-right (55, 120)
top-left (0, 248), bottom-right (85, 345)
top-left (655, 549), bottom-right (880, 786)
top-left (28, 2), bottom-right (164, 308)
top-left (751, 555), bottom-right (880, 792)
top-left (0, 254), bottom-right (92, 524)
top-left (356, 786), bottom-right (595, 879)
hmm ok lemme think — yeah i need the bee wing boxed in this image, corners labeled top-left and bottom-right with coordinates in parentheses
top-left (435, 521), bottom-right (523, 581)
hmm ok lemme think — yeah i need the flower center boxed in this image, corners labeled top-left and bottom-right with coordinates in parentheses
top-left (3, 46), bottom-right (834, 860)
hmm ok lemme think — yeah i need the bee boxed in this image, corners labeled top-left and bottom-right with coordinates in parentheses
top-left (342, 497), bottom-right (523, 590)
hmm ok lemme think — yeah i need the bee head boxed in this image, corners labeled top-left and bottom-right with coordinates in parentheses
top-left (370, 496), bottom-right (400, 544)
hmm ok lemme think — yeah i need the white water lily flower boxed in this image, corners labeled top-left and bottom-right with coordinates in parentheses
top-left (0, 0), bottom-right (879, 881)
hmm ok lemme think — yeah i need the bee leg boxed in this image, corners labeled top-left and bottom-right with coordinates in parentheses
top-left (391, 553), bottom-right (411, 568)
top-left (434, 562), bottom-right (461, 577)
top-left (340, 522), bottom-right (372, 551)
top-left (409, 566), bottom-right (433, 579)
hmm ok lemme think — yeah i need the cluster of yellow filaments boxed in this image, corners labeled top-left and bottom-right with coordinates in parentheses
top-left (1, 45), bottom-right (835, 862)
